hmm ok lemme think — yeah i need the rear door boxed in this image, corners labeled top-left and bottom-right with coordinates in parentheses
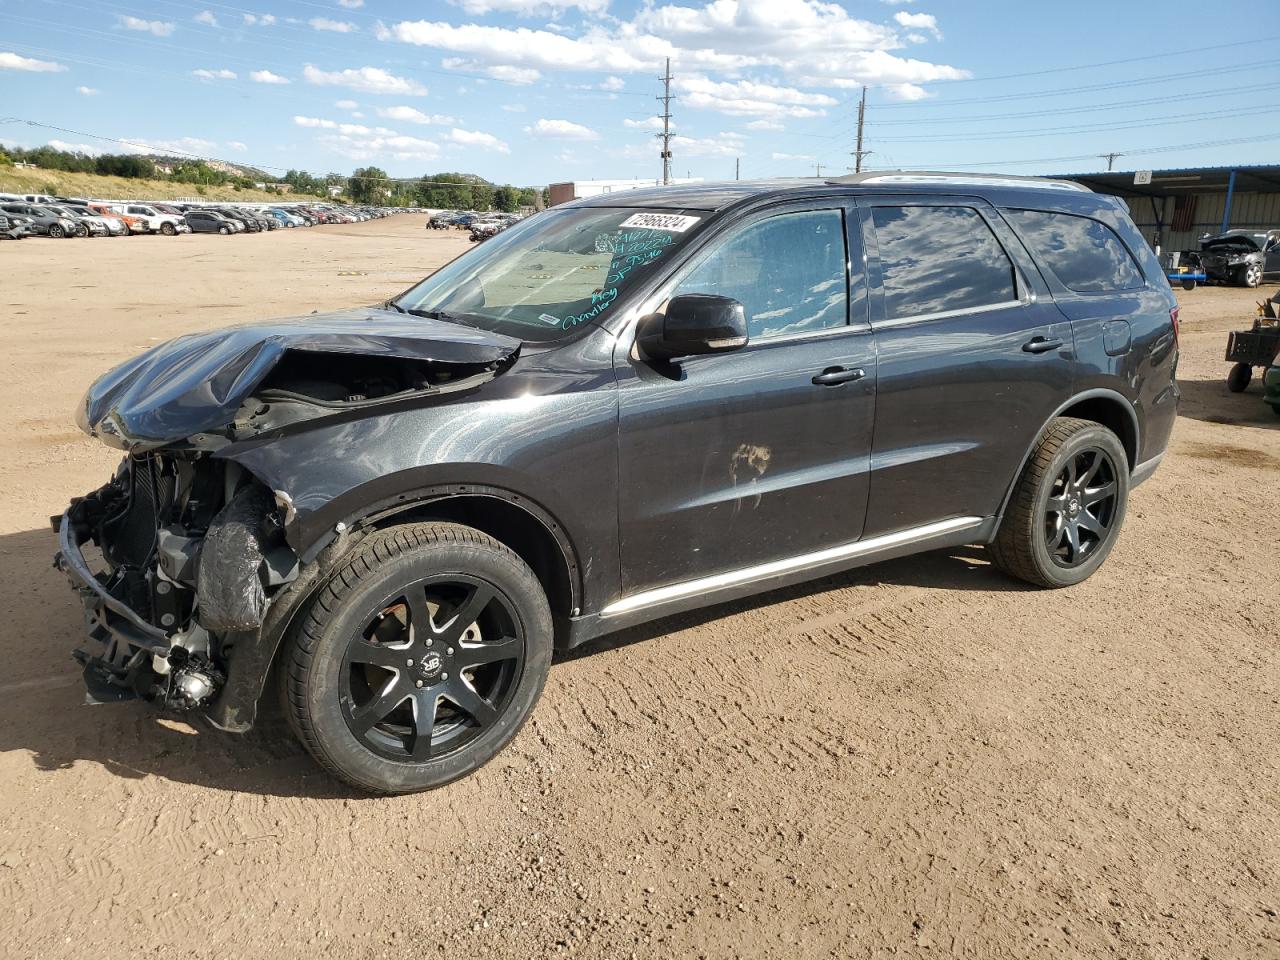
top-left (614, 199), bottom-right (877, 596)
top-left (859, 196), bottom-right (1074, 536)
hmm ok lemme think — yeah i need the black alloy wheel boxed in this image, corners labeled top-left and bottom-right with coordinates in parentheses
top-left (1043, 447), bottom-right (1119, 569)
top-left (340, 575), bottom-right (525, 762)
top-left (283, 522), bottom-right (552, 793)
top-left (988, 417), bottom-right (1130, 588)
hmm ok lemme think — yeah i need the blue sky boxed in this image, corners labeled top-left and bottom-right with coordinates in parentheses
top-left (1, 0), bottom-right (1277, 186)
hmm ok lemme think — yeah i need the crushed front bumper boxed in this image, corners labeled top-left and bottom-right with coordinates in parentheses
top-left (54, 509), bottom-right (171, 702)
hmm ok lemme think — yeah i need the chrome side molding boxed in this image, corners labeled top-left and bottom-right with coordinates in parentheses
top-left (601, 516), bottom-right (986, 617)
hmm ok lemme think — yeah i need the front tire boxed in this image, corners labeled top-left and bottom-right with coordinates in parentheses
top-left (1227, 362), bottom-right (1253, 393)
top-left (282, 523), bottom-right (553, 794)
top-left (48, 223), bottom-right (65, 238)
top-left (987, 417), bottom-right (1129, 588)
top-left (1239, 263), bottom-right (1262, 288)
top-left (160, 221), bottom-right (176, 236)
top-left (219, 225), bottom-right (230, 235)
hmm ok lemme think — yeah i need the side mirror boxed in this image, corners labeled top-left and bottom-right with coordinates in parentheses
top-left (636, 294), bottom-right (748, 361)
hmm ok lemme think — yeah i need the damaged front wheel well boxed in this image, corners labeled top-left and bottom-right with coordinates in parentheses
top-left (372, 494), bottom-right (579, 642)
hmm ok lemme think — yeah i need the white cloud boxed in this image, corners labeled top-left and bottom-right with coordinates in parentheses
top-left (123, 136), bottom-right (217, 156)
top-left (118, 15), bottom-right (176, 37)
top-left (525, 118), bottom-right (598, 140)
top-left (76, 85), bottom-right (99, 95)
top-left (0, 52), bottom-right (67, 72)
top-left (311, 17), bottom-right (357, 33)
top-left (440, 57), bottom-right (541, 84)
top-left (674, 75), bottom-right (836, 119)
top-left (242, 13), bottom-right (277, 26)
top-left (303, 64), bottom-right (428, 96)
top-left (194, 10), bottom-right (218, 27)
top-left (771, 152), bottom-right (814, 162)
top-left (623, 116), bottom-right (670, 131)
top-left (449, 0), bottom-right (609, 14)
top-left (335, 99), bottom-right (359, 110)
top-left (381, 2), bottom-right (968, 94)
top-left (893, 11), bottom-right (941, 38)
top-left (885, 82), bottom-right (929, 101)
top-left (338, 0), bottom-right (365, 7)
top-left (620, 131), bottom-right (743, 160)
top-left (376, 105), bottom-right (457, 125)
top-left (192, 68), bottom-right (237, 80)
top-left (598, 75), bottom-right (625, 91)
top-left (226, 140), bottom-right (248, 151)
top-left (251, 69), bottom-right (290, 84)
top-left (442, 127), bottom-right (510, 152)
top-left (48, 139), bottom-right (105, 156)
top-left (319, 132), bottom-right (441, 163)
top-left (746, 119), bottom-right (784, 131)
top-left (293, 116), bottom-right (396, 137)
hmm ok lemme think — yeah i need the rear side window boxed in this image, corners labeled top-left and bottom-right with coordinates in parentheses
top-left (870, 205), bottom-right (1017, 320)
top-left (1005, 209), bottom-right (1144, 293)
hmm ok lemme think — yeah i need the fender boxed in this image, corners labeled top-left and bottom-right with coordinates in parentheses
top-left (992, 387), bottom-right (1140, 528)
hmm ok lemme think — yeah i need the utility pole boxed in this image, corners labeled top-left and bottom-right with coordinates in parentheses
top-left (815, 162), bottom-right (824, 178)
top-left (735, 157), bottom-right (739, 181)
top-left (1098, 152), bottom-right (1123, 171)
top-left (852, 85), bottom-right (871, 173)
top-left (657, 58), bottom-right (674, 186)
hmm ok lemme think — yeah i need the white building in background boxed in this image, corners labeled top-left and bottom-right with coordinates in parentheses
top-left (548, 177), bottom-right (702, 206)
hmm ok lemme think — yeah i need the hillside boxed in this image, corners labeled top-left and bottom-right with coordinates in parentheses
top-left (0, 166), bottom-right (321, 203)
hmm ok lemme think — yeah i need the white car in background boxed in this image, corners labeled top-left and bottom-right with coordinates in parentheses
top-left (115, 203), bottom-right (191, 236)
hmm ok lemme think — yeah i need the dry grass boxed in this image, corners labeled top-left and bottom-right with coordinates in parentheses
top-left (0, 166), bottom-right (308, 203)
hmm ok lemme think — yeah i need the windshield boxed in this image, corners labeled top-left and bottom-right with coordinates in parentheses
top-left (394, 206), bottom-right (705, 342)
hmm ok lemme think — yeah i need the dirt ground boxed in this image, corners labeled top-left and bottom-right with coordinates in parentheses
top-left (0, 216), bottom-right (1276, 960)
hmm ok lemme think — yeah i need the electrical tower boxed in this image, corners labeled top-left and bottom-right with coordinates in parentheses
top-left (852, 85), bottom-right (871, 173)
top-left (657, 58), bottom-right (674, 185)
top-left (1098, 152), bottom-right (1123, 171)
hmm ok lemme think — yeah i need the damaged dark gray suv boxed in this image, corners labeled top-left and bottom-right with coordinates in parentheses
top-left (56, 172), bottom-right (1179, 793)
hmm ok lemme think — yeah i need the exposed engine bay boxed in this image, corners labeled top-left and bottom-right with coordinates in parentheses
top-left (57, 452), bottom-right (298, 713)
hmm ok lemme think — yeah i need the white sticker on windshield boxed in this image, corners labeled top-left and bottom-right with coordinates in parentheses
top-left (618, 212), bottom-right (701, 233)
top-left (538, 313), bottom-right (562, 326)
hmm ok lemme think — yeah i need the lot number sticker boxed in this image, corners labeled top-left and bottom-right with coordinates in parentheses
top-left (619, 213), bottom-right (701, 233)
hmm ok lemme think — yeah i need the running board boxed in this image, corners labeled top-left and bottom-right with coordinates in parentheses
top-left (600, 516), bottom-right (987, 619)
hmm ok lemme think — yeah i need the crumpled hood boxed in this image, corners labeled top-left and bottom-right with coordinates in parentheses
top-left (78, 306), bottom-right (520, 447)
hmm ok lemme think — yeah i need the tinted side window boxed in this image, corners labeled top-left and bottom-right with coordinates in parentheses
top-left (1005, 209), bottom-right (1144, 293)
top-left (673, 209), bottom-right (848, 339)
top-left (871, 205), bottom-right (1017, 320)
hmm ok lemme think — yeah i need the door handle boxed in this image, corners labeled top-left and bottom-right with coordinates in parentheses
top-left (812, 366), bottom-right (865, 386)
top-left (1022, 336), bottom-right (1063, 354)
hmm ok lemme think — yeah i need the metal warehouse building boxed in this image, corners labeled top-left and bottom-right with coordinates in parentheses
top-left (1064, 164), bottom-right (1280, 254)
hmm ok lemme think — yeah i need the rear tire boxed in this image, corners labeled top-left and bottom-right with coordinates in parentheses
top-left (282, 522), bottom-right (553, 794)
top-left (987, 417), bottom-right (1129, 588)
top-left (1227, 362), bottom-right (1253, 393)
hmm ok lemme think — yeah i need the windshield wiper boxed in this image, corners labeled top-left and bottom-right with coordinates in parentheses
top-left (384, 300), bottom-right (408, 313)
top-left (404, 308), bottom-right (476, 328)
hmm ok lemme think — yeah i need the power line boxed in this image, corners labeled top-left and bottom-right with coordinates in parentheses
top-left (894, 133), bottom-right (1280, 170)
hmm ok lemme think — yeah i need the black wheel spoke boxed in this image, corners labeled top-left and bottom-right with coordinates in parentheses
top-left (456, 636), bottom-right (521, 670)
top-left (435, 582), bottom-right (495, 644)
top-left (445, 680), bottom-right (499, 727)
top-left (1063, 522), bottom-right (1081, 559)
top-left (1079, 451), bottom-right (1103, 487)
top-left (349, 637), bottom-right (411, 669)
top-left (409, 691), bottom-right (441, 760)
top-left (1077, 511), bottom-right (1107, 539)
top-left (405, 585), bottom-right (435, 643)
top-left (1083, 481), bottom-right (1116, 507)
top-left (349, 679), bottom-right (410, 735)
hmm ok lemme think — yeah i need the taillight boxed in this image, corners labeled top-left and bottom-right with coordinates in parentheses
top-left (1170, 305), bottom-right (1180, 348)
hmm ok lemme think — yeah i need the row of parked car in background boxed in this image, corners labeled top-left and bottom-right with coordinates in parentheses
top-left (427, 210), bottom-right (525, 242)
top-left (0, 192), bottom-right (402, 240)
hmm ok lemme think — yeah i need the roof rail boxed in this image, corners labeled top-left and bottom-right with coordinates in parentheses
top-left (825, 170), bottom-right (1092, 193)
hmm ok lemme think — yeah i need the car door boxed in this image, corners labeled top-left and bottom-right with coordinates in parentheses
top-left (1264, 233), bottom-right (1280, 280)
top-left (858, 196), bottom-right (1074, 537)
top-left (613, 200), bottom-right (877, 597)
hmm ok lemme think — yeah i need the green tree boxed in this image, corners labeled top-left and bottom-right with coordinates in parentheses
top-left (349, 166), bottom-right (389, 204)
top-left (493, 185), bottom-right (518, 212)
